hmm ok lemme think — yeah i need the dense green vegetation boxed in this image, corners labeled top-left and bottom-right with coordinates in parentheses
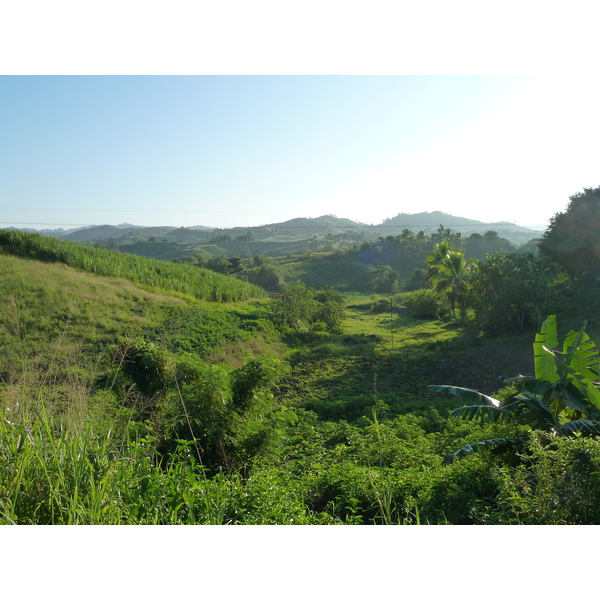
top-left (3, 191), bottom-right (600, 526)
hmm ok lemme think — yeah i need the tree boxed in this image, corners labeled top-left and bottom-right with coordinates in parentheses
top-left (369, 265), bottom-right (399, 294)
top-left (539, 186), bottom-right (600, 278)
top-left (426, 240), bottom-right (471, 320)
top-left (468, 252), bottom-right (550, 335)
top-left (269, 281), bottom-right (319, 333)
top-left (430, 316), bottom-right (600, 463)
top-left (463, 231), bottom-right (516, 261)
top-left (268, 281), bottom-right (345, 334)
top-left (247, 265), bottom-right (284, 292)
top-left (313, 288), bottom-right (346, 333)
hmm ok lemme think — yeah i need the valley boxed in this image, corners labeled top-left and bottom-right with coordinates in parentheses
top-left (1, 196), bottom-right (600, 525)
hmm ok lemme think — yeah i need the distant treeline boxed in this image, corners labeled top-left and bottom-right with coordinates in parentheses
top-left (167, 226), bottom-right (539, 296)
top-left (351, 226), bottom-right (536, 271)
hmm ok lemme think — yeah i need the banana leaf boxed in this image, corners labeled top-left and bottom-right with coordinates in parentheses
top-left (534, 315), bottom-right (559, 383)
top-left (507, 375), bottom-right (600, 420)
top-left (505, 376), bottom-right (554, 397)
top-left (557, 419), bottom-right (600, 436)
top-left (500, 395), bottom-right (558, 429)
top-left (552, 352), bottom-right (600, 411)
top-left (449, 405), bottom-right (514, 423)
top-left (563, 325), bottom-right (600, 383)
top-left (428, 385), bottom-right (500, 407)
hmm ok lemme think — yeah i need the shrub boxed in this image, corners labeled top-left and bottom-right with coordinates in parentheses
top-left (399, 289), bottom-right (448, 319)
top-left (496, 433), bottom-right (600, 524)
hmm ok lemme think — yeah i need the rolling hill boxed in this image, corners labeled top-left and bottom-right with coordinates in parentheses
top-left (28, 210), bottom-right (541, 246)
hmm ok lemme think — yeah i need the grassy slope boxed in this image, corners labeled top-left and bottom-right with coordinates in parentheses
top-left (0, 254), bottom-right (276, 392)
top-left (0, 230), bottom-right (266, 302)
top-left (0, 254), bottom-right (186, 347)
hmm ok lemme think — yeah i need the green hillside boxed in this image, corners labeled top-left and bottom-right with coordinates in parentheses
top-left (0, 230), bottom-right (266, 302)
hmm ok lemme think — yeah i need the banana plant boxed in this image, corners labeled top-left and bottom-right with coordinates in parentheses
top-left (430, 316), bottom-right (600, 463)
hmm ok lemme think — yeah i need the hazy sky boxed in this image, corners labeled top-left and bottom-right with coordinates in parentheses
top-left (2, 75), bottom-right (599, 231)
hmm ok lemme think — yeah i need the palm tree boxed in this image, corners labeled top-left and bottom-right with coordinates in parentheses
top-left (426, 241), bottom-right (471, 320)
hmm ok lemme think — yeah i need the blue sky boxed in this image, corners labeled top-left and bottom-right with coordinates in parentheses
top-left (2, 74), bottom-right (600, 230)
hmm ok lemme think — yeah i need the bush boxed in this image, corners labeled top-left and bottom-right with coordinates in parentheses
top-left (269, 282), bottom-right (346, 335)
top-left (399, 289), bottom-right (448, 319)
top-left (496, 433), bottom-right (600, 524)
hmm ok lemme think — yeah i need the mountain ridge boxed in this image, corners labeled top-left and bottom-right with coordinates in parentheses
top-left (18, 210), bottom-right (543, 240)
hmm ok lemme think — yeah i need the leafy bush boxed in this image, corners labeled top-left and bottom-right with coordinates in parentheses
top-left (160, 355), bottom-right (291, 474)
top-left (495, 433), bottom-right (600, 524)
top-left (423, 452), bottom-right (505, 524)
top-left (399, 289), bottom-right (448, 319)
top-left (269, 281), bottom-right (346, 335)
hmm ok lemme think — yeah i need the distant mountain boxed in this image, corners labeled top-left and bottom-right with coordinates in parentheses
top-left (381, 211), bottom-right (481, 228)
top-left (115, 223), bottom-right (144, 229)
top-left (375, 211), bottom-right (540, 244)
top-left (8, 211), bottom-right (542, 246)
top-left (269, 215), bottom-right (365, 232)
top-left (380, 211), bottom-right (532, 232)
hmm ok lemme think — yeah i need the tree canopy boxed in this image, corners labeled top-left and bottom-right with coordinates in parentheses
top-left (539, 186), bottom-right (600, 278)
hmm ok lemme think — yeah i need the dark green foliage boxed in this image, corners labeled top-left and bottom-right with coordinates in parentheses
top-left (463, 230), bottom-right (516, 261)
top-left (402, 267), bottom-right (428, 292)
top-left (120, 338), bottom-right (174, 399)
top-left (443, 436), bottom-right (528, 464)
top-left (399, 289), bottom-right (449, 319)
top-left (539, 186), bottom-right (600, 278)
top-left (369, 265), bottom-right (399, 294)
top-left (231, 356), bottom-right (287, 412)
top-left (356, 229), bottom-right (434, 273)
top-left (423, 452), bottom-right (505, 524)
top-left (468, 252), bottom-right (550, 335)
top-left (162, 355), bottom-right (291, 473)
top-left (313, 288), bottom-right (346, 332)
top-left (426, 240), bottom-right (471, 321)
top-left (353, 228), bottom-right (518, 280)
top-left (246, 264), bottom-right (284, 292)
